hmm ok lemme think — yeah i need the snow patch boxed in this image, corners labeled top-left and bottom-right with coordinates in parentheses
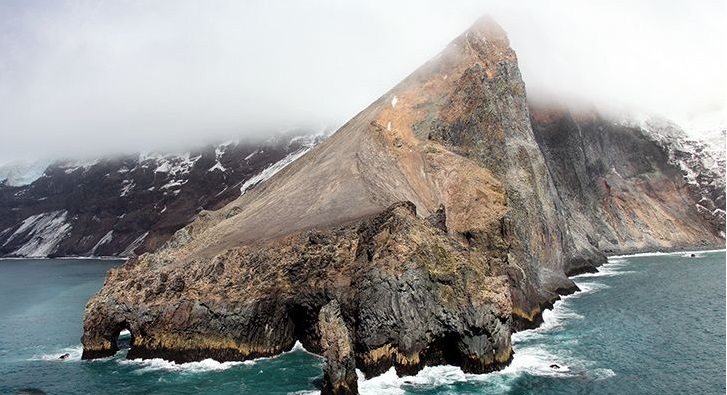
top-left (120, 180), bottom-right (135, 197)
top-left (121, 231), bottom-right (149, 256)
top-left (161, 179), bottom-right (187, 190)
top-left (59, 159), bottom-right (99, 175)
top-left (3, 210), bottom-right (71, 257)
top-left (89, 230), bottom-right (114, 255)
top-left (239, 134), bottom-right (322, 195)
top-left (208, 161), bottom-right (226, 172)
top-left (391, 96), bottom-right (398, 108)
top-left (0, 160), bottom-right (50, 186)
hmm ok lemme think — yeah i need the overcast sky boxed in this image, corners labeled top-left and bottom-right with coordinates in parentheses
top-left (0, 0), bottom-right (725, 164)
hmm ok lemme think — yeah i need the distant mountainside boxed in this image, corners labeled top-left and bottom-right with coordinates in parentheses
top-left (80, 17), bottom-right (724, 395)
top-left (0, 131), bottom-right (324, 258)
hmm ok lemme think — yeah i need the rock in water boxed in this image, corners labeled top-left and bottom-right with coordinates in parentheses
top-left (319, 300), bottom-right (357, 395)
top-left (80, 15), bottom-right (723, 394)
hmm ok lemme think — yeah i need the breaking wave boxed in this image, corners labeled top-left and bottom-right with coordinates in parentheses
top-left (117, 340), bottom-right (317, 374)
top-left (353, 263), bottom-right (619, 394)
top-left (118, 357), bottom-right (246, 374)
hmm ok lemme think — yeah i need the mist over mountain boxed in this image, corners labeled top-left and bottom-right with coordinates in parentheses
top-left (1, 0), bottom-right (724, 164)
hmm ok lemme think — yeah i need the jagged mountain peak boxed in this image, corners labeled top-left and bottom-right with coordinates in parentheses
top-left (147, 14), bottom-right (534, 265)
top-left (80, 16), bottom-right (723, 395)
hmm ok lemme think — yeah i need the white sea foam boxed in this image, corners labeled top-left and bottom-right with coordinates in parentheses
top-left (118, 340), bottom-right (318, 374)
top-left (357, 367), bottom-right (407, 395)
top-left (500, 345), bottom-right (574, 378)
top-left (592, 368), bottom-right (617, 380)
top-left (609, 248), bottom-right (724, 259)
top-left (119, 357), bottom-right (245, 374)
top-left (572, 262), bottom-right (634, 278)
top-left (570, 282), bottom-right (610, 296)
top-left (354, 342), bottom-right (594, 394)
top-left (34, 344), bottom-right (83, 362)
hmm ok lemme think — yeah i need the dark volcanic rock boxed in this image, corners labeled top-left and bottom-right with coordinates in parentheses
top-left (319, 300), bottom-right (357, 395)
top-left (82, 202), bottom-right (514, 377)
top-left (529, 101), bottom-right (724, 257)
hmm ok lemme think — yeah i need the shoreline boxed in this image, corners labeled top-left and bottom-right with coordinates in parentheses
top-left (2, 245), bottom-right (723, 263)
top-left (0, 256), bottom-right (128, 261)
top-left (607, 247), bottom-right (725, 260)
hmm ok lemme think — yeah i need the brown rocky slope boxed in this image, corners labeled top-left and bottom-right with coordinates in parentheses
top-left (81, 16), bottom-right (724, 394)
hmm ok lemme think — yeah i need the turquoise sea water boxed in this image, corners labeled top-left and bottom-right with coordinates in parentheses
top-left (0, 251), bottom-right (724, 395)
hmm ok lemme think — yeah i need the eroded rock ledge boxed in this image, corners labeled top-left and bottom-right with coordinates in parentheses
top-left (82, 202), bottom-right (514, 381)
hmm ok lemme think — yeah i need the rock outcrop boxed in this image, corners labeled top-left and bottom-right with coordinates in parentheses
top-left (82, 200), bottom-right (514, 374)
top-left (81, 16), bottom-right (724, 394)
top-left (319, 300), bottom-right (357, 395)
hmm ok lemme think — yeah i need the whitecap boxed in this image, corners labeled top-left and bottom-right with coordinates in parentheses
top-left (591, 368), bottom-right (616, 380)
top-left (572, 262), bottom-right (633, 278)
top-left (118, 357), bottom-right (245, 374)
top-left (357, 367), bottom-right (407, 395)
top-left (513, 302), bottom-right (583, 343)
top-left (119, 340), bottom-right (321, 373)
top-left (499, 345), bottom-right (574, 378)
top-left (570, 282), bottom-right (609, 296)
top-left (33, 344), bottom-right (83, 362)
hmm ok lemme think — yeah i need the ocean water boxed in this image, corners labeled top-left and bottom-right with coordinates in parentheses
top-left (0, 251), bottom-right (724, 395)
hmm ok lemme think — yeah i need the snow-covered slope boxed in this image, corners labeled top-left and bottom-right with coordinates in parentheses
top-left (0, 160), bottom-right (51, 186)
top-left (239, 132), bottom-right (322, 195)
top-left (636, 117), bottom-right (726, 237)
top-left (0, 131), bottom-right (326, 258)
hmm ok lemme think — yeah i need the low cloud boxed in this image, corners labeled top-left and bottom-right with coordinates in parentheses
top-left (0, 0), bottom-right (724, 163)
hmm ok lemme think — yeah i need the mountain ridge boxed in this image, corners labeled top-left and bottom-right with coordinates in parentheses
top-left (79, 17), bottom-right (724, 395)
top-left (0, 131), bottom-right (324, 258)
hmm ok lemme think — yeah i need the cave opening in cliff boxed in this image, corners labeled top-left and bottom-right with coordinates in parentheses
top-left (113, 325), bottom-right (134, 351)
top-left (288, 302), bottom-right (323, 354)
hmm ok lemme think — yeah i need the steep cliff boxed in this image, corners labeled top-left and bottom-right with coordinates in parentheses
top-left (81, 16), bottom-right (724, 394)
top-left (529, 101), bottom-right (723, 259)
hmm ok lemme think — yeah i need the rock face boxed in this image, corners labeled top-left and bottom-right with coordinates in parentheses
top-left (0, 132), bottom-right (322, 257)
top-left (319, 300), bottom-right (358, 395)
top-left (81, 16), bottom-right (724, 393)
top-left (82, 201), bottom-right (514, 376)
top-left (529, 101), bottom-right (724, 258)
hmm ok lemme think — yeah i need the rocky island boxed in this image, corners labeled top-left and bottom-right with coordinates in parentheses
top-left (81, 16), bottom-right (724, 394)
